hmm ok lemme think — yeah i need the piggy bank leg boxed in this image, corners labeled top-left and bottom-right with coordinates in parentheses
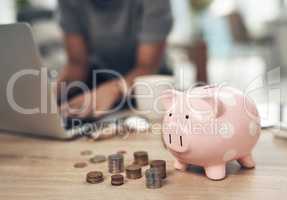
top-left (204, 165), bottom-right (226, 180)
top-left (237, 154), bottom-right (255, 169)
top-left (174, 159), bottom-right (187, 171)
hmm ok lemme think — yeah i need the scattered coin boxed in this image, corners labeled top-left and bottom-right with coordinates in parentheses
top-left (81, 150), bottom-right (93, 156)
top-left (125, 164), bottom-right (142, 179)
top-left (133, 151), bottom-right (149, 166)
top-left (74, 162), bottom-right (87, 168)
top-left (145, 168), bottom-right (162, 189)
top-left (90, 155), bottom-right (106, 164)
top-left (108, 154), bottom-right (124, 174)
top-left (111, 174), bottom-right (124, 186)
top-left (86, 171), bottom-right (104, 184)
top-left (150, 160), bottom-right (166, 179)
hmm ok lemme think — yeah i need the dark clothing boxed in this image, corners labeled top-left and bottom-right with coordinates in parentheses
top-left (58, 0), bottom-right (173, 76)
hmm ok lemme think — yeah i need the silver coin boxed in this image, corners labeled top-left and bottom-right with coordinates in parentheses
top-left (81, 150), bottom-right (93, 156)
top-left (108, 154), bottom-right (124, 173)
top-left (145, 168), bottom-right (162, 189)
top-left (90, 155), bottom-right (107, 164)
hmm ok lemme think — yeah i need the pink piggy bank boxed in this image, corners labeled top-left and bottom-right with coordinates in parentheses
top-left (161, 85), bottom-right (260, 180)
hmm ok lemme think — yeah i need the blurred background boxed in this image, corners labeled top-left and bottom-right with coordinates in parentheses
top-left (0, 0), bottom-right (286, 128)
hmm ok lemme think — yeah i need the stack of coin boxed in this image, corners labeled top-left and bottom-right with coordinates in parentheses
top-left (145, 168), bottom-right (162, 189)
top-left (111, 174), bottom-right (124, 186)
top-left (150, 160), bottom-right (166, 179)
top-left (125, 164), bottom-right (142, 179)
top-left (133, 151), bottom-right (149, 166)
top-left (86, 171), bottom-right (104, 184)
top-left (108, 154), bottom-right (124, 173)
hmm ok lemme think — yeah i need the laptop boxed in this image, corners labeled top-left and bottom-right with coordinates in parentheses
top-left (0, 23), bottom-right (124, 139)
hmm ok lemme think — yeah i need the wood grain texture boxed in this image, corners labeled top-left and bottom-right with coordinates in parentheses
top-left (0, 128), bottom-right (287, 200)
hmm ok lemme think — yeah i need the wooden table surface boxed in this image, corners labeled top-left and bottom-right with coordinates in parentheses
top-left (0, 127), bottom-right (287, 200)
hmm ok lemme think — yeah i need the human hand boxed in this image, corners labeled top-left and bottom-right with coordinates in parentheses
top-left (60, 80), bottom-right (122, 118)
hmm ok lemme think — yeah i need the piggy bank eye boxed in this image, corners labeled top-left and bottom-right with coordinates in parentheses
top-left (185, 115), bottom-right (189, 119)
top-left (169, 113), bottom-right (172, 117)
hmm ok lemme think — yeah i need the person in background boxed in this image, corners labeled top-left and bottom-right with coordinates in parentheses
top-left (168, 0), bottom-right (210, 88)
top-left (187, 0), bottom-right (211, 83)
top-left (57, 0), bottom-right (173, 118)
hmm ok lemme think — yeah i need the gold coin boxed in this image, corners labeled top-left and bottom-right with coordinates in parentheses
top-left (74, 162), bottom-right (87, 168)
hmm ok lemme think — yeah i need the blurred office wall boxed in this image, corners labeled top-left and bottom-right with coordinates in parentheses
top-left (0, 0), bottom-right (16, 24)
top-left (29, 0), bottom-right (57, 9)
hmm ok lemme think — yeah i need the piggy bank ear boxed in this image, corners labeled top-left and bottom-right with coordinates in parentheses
top-left (188, 95), bottom-right (221, 119)
top-left (201, 96), bottom-right (220, 118)
top-left (161, 89), bottom-right (180, 109)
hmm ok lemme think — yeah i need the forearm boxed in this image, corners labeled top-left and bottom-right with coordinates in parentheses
top-left (58, 64), bottom-right (87, 83)
top-left (57, 33), bottom-right (89, 95)
top-left (56, 64), bottom-right (88, 99)
top-left (124, 64), bottom-right (159, 88)
top-left (123, 42), bottom-right (166, 88)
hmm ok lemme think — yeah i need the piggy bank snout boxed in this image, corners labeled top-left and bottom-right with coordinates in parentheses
top-left (163, 132), bottom-right (189, 153)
